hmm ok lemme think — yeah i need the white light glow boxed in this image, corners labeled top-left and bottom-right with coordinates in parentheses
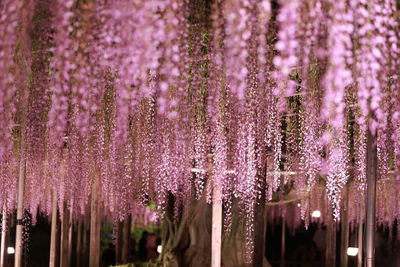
top-left (7, 247), bottom-right (15, 254)
top-left (297, 203), bottom-right (301, 207)
top-left (157, 245), bottom-right (162, 254)
top-left (311, 210), bottom-right (321, 218)
top-left (190, 168), bottom-right (206, 174)
top-left (347, 247), bottom-right (358, 256)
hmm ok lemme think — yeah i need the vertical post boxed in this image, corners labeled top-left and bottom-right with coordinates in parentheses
top-left (76, 219), bottom-right (82, 267)
top-left (253, 204), bottom-right (267, 267)
top-left (325, 209), bottom-right (337, 267)
top-left (49, 191), bottom-right (58, 267)
top-left (280, 216), bottom-right (285, 267)
top-left (14, 1), bottom-right (31, 263)
top-left (365, 129), bottom-right (377, 267)
top-left (211, 180), bottom-right (222, 267)
top-left (60, 201), bottom-right (70, 267)
top-left (253, 174), bottom-right (266, 266)
top-left (89, 173), bottom-right (101, 267)
top-left (358, 216), bottom-right (363, 267)
top-left (14, 133), bottom-right (27, 267)
top-left (59, 199), bottom-right (73, 267)
top-left (115, 220), bottom-right (123, 265)
top-left (67, 203), bottom-right (73, 266)
top-left (82, 215), bottom-right (88, 267)
top-left (1, 208), bottom-right (7, 267)
top-left (121, 215), bottom-right (131, 263)
top-left (341, 184), bottom-right (349, 267)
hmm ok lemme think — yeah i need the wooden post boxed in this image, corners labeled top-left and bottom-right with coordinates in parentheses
top-left (365, 129), bottom-right (377, 267)
top-left (49, 191), bottom-right (58, 267)
top-left (89, 173), bottom-right (101, 267)
top-left (280, 216), bottom-right (285, 267)
top-left (211, 180), bottom-right (222, 267)
top-left (340, 185), bottom-right (349, 267)
top-left (1, 208), bottom-right (6, 267)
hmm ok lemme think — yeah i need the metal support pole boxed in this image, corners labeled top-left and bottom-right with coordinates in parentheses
top-left (1, 207), bottom-right (6, 267)
top-left (49, 190), bottom-right (58, 267)
top-left (14, 141), bottom-right (26, 267)
top-left (365, 129), bottom-right (377, 267)
top-left (121, 215), bottom-right (131, 263)
top-left (115, 221), bottom-right (123, 265)
top-left (211, 180), bottom-right (222, 267)
top-left (358, 216), bottom-right (363, 267)
top-left (67, 202), bottom-right (73, 266)
top-left (60, 201), bottom-right (69, 267)
top-left (280, 217), bottom-right (285, 267)
top-left (325, 205), bottom-right (336, 267)
top-left (341, 185), bottom-right (349, 267)
top-left (89, 173), bottom-right (101, 267)
top-left (76, 219), bottom-right (82, 267)
top-left (253, 184), bottom-right (267, 266)
top-left (14, 1), bottom-right (31, 264)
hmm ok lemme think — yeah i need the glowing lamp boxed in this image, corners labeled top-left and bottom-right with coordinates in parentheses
top-left (311, 210), bottom-right (321, 218)
top-left (7, 247), bottom-right (15, 254)
top-left (347, 247), bottom-right (358, 256)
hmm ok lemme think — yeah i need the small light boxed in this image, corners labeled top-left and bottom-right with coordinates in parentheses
top-left (7, 247), bottom-right (15, 254)
top-left (226, 169), bottom-right (236, 175)
top-left (347, 247), bottom-right (358, 256)
top-left (297, 203), bottom-right (301, 207)
top-left (190, 168), bottom-right (206, 174)
top-left (157, 245), bottom-right (162, 254)
top-left (311, 210), bottom-right (321, 218)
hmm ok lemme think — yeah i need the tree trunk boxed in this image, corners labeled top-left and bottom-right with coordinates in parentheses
top-left (161, 192), bottom-right (273, 267)
top-left (161, 193), bottom-right (211, 267)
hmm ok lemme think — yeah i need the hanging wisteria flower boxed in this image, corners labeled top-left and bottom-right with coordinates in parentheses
top-left (0, 0), bottom-right (24, 160)
top-left (223, 0), bottom-right (251, 100)
top-left (48, 0), bottom-right (75, 148)
top-left (4, 1), bottom-right (400, 262)
top-left (321, 0), bottom-right (353, 131)
top-left (273, 0), bottom-right (300, 109)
